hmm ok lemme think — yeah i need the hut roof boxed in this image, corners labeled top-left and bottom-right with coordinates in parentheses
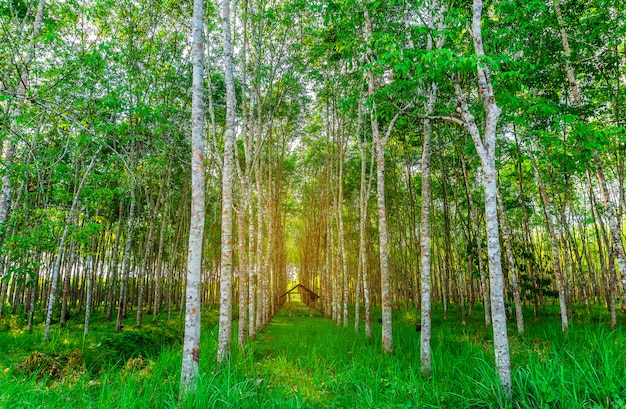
top-left (280, 284), bottom-right (320, 300)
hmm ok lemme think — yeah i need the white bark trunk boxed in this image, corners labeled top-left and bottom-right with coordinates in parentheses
top-left (419, 5), bottom-right (444, 374)
top-left (496, 187), bottom-right (524, 333)
top-left (180, 0), bottom-right (205, 391)
top-left (255, 164), bottom-right (264, 332)
top-left (237, 193), bottom-right (248, 347)
top-left (247, 189), bottom-right (256, 339)
top-left (462, 161), bottom-right (491, 325)
top-left (338, 150), bottom-right (348, 327)
top-left (83, 255), bottom-right (93, 336)
top-left (217, 0), bottom-right (237, 365)
top-left (420, 96), bottom-right (434, 374)
top-left (355, 99), bottom-right (366, 334)
top-left (451, 0), bottom-right (512, 397)
top-left (594, 154), bottom-right (626, 298)
top-left (116, 198), bottom-right (135, 332)
top-left (364, 8), bottom-right (393, 354)
top-left (153, 201), bottom-right (168, 318)
top-left (529, 158), bottom-right (569, 331)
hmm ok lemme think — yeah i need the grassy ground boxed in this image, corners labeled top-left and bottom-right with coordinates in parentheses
top-left (1, 302), bottom-right (625, 408)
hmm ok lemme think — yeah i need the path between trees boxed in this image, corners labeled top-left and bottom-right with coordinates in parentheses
top-left (250, 300), bottom-right (427, 408)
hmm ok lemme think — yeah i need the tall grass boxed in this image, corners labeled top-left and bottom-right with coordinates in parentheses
top-left (1, 303), bottom-right (625, 408)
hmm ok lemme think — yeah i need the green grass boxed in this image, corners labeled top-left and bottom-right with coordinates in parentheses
top-left (1, 302), bottom-right (626, 408)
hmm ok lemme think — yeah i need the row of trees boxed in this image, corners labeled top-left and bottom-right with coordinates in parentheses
top-left (1, 0), bottom-right (625, 398)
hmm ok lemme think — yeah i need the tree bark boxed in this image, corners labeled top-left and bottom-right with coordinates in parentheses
top-left (180, 0), bottom-right (205, 391)
top-left (452, 0), bottom-right (512, 396)
top-left (593, 156), bottom-right (626, 301)
top-left (83, 254), bottom-right (94, 336)
top-left (528, 156), bottom-right (569, 331)
top-left (153, 200), bottom-right (168, 319)
top-left (106, 201), bottom-right (124, 321)
top-left (496, 187), bottom-right (524, 333)
top-left (116, 197), bottom-right (136, 332)
top-left (217, 0), bottom-right (237, 364)
top-left (420, 87), bottom-right (435, 374)
top-left (236, 185), bottom-right (248, 347)
top-left (461, 158), bottom-right (490, 325)
top-left (364, 8), bottom-right (394, 354)
top-left (137, 181), bottom-right (164, 327)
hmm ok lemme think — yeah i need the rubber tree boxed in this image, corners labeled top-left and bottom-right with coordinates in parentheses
top-left (217, 0), bottom-right (237, 364)
top-left (180, 0), bottom-right (205, 391)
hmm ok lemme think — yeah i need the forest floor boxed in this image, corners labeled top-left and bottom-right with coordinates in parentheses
top-left (1, 301), bottom-right (625, 408)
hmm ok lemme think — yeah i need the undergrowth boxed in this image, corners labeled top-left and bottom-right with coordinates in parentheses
top-left (1, 303), bottom-right (625, 408)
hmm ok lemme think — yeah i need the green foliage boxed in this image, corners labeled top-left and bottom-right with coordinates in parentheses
top-left (84, 323), bottom-right (182, 372)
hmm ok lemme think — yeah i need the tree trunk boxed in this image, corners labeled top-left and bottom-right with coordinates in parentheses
top-left (419, 66), bottom-right (445, 371)
top-left (153, 200), bottom-right (168, 319)
top-left (338, 139), bottom-right (348, 327)
top-left (462, 158), bottom-right (490, 325)
top-left (247, 187), bottom-right (256, 340)
top-left (180, 0), bottom-right (205, 391)
top-left (106, 201), bottom-right (124, 321)
top-left (60, 242), bottom-right (75, 328)
top-left (496, 187), bottom-right (524, 333)
top-left (355, 99), bottom-right (368, 334)
top-left (594, 155), bottom-right (626, 299)
top-left (83, 255), bottom-right (94, 337)
top-left (137, 182), bottom-right (164, 327)
top-left (453, 0), bottom-right (512, 396)
top-left (364, 9), bottom-right (393, 354)
top-left (236, 189), bottom-right (248, 348)
top-left (217, 0), bottom-right (237, 364)
top-left (529, 157), bottom-right (569, 331)
top-left (116, 198), bottom-right (136, 332)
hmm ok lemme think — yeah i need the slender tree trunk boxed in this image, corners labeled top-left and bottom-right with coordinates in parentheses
top-left (255, 160), bottom-right (264, 333)
top-left (420, 79), bottom-right (438, 373)
top-left (153, 201), bottom-right (168, 319)
top-left (60, 241), bottom-right (75, 328)
top-left (27, 252), bottom-right (41, 331)
top-left (462, 158), bottom-right (490, 325)
top-left (237, 192), bottom-right (248, 348)
top-left (496, 187), bottom-right (524, 333)
top-left (83, 255), bottom-right (94, 336)
top-left (180, 0), bottom-right (205, 390)
top-left (0, 258), bottom-right (8, 320)
top-left (528, 157), bottom-right (569, 331)
top-left (364, 9), bottom-right (394, 353)
top-left (116, 198), bottom-right (136, 332)
top-left (247, 187), bottom-right (256, 339)
top-left (453, 0), bottom-right (512, 396)
top-left (594, 156), bottom-right (626, 298)
top-left (217, 0), bottom-right (237, 364)
top-left (137, 183), bottom-right (163, 327)
top-left (355, 100), bottom-right (366, 334)
top-left (338, 142), bottom-right (348, 327)
top-left (106, 201), bottom-right (124, 321)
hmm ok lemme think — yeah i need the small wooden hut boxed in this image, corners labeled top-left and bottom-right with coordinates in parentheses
top-left (279, 284), bottom-right (320, 316)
